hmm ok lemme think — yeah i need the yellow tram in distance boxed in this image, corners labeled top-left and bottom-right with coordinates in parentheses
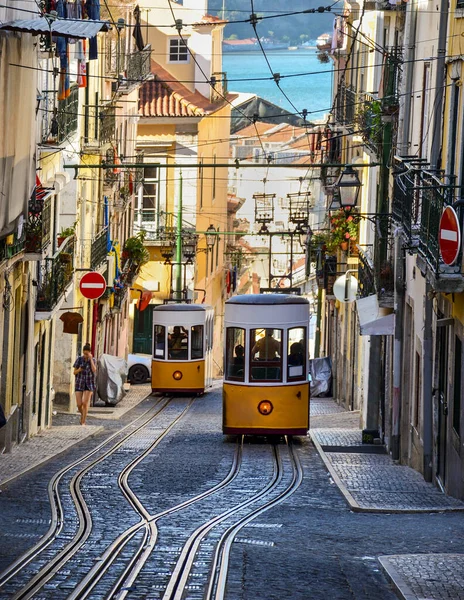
top-left (223, 294), bottom-right (310, 436)
top-left (151, 303), bottom-right (214, 394)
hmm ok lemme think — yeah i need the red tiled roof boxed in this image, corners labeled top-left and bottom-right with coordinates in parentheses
top-left (139, 61), bottom-right (221, 118)
top-left (194, 14), bottom-right (226, 25)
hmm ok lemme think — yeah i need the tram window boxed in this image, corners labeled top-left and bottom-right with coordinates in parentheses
top-left (154, 325), bottom-right (165, 359)
top-left (191, 325), bottom-right (204, 359)
top-left (250, 329), bottom-right (282, 382)
top-left (225, 328), bottom-right (245, 381)
top-left (167, 325), bottom-right (189, 360)
top-left (287, 327), bottom-right (306, 381)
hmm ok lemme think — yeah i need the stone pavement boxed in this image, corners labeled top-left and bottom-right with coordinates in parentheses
top-left (379, 554), bottom-right (464, 600)
top-left (0, 384), bottom-right (151, 487)
top-left (310, 398), bottom-right (464, 512)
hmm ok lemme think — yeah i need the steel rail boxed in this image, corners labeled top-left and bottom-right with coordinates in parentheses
top-left (208, 438), bottom-right (304, 600)
top-left (8, 396), bottom-right (176, 600)
top-left (161, 443), bottom-right (284, 600)
top-left (0, 394), bottom-right (164, 590)
top-left (66, 397), bottom-right (199, 600)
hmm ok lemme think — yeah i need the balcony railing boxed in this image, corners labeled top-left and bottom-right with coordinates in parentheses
top-left (125, 46), bottom-right (151, 84)
top-left (393, 158), bottom-right (462, 286)
top-left (0, 230), bottom-right (26, 263)
top-left (335, 83), bottom-right (356, 126)
top-left (90, 227), bottom-right (109, 270)
top-left (100, 103), bottom-right (116, 144)
top-left (36, 236), bottom-right (75, 313)
top-left (40, 86), bottom-right (79, 145)
top-left (356, 93), bottom-right (383, 157)
top-left (83, 101), bottom-right (116, 147)
top-left (26, 194), bottom-right (52, 255)
top-left (358, 247), bottom-right (376, 297)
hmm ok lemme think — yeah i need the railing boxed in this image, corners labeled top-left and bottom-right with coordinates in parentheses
top-left (100, 103), bottom-right (116, 144)
top-left (40, 86), bottom-right (79, 145)
top-left (392, 158), bottom-right (459, 277)
top-left (335, 83), bottom-right (356, 126)
top-left (36, 236), bottom-right (75, 312)
top-left (90, 227), bottom-right (109, 270)
top-left (26, 194), bottom-right (52, 254)
top-left (83, 101), bottom-right (116, 147)
top-left (125, 46), bottom-right (151, 83)
top-left (357, 93), bottom-right (383, 156)
top-left (113, 286), bottom-right (128, 311)
top-left (0, 230), bottom-right (26, 263)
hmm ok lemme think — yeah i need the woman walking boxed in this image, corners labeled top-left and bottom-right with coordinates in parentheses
top-left (73, 343), bottom-right (97, 425)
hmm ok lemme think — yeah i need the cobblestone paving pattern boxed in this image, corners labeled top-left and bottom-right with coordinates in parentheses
top-left (2, 392), bottom-right (464, 600)
top-left (380, 554), bottom-right (464, 600)
top-left (310, 398), bottom-right (464, 511)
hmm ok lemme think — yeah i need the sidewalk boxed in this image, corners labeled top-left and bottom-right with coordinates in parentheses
top-left (310, 398), bottom-right (464, 600)
top-left (0, 384), bottom-right (151, 487)
top-left (309, 397), bottom-right (464, 513)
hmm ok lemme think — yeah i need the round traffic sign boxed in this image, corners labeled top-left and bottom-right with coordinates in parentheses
top-left (333, 272), bottom-right (358, 303)
top-left (439, 206), bottom-right (461, 266)
top-left (79, 271), bottom-right (107, 300)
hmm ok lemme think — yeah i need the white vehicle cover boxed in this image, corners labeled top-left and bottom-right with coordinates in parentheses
top-left (97, 354), bottom-right (128, 406)
top-left (309, 357), bottom-right (332, 397)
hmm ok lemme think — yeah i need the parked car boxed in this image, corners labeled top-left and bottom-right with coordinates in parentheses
top-left (127, 353), bottom-right (151, 384)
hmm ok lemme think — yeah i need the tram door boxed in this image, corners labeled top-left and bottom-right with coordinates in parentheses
top-left (436, 321), bottom-right (449, 487)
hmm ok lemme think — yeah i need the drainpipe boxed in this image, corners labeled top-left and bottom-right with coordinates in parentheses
top-left (423, 282), bottom-right (433, 481)
top-left (391, 226), bottom-right (404, 460)
top-left (399, 0), bottom-right (417, 155)
top-left (430, 0), bottom-right (449, 168)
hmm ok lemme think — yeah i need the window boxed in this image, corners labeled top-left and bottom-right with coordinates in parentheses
top-left (191, 325), bottom-right (204, 359)
top-left (250, 329), bottom-right (282, 382)
top-left (167, 325), bottom-right (189, 360)
top-left (169, 38), bottom-right (189, 62)
top-left (288, 327), bottom-right (306, 381)
top-left (142, 165), bottom-right (159, 222)
top-left (225, 328), bottom-right (245, 381)
top-left (453, 336), bottom-right (462, 436)
top-left (154, 325), bottom-right (165, 359)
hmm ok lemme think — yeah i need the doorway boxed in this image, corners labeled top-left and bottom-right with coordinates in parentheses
top-left (436, 320), bottom-right (449, 488)
top-left (133, 306), bottom-right (154, 354)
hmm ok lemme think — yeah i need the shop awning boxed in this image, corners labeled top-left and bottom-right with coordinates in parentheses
top-left (0, 17), bottom-right (109, 39)
top-left (356, 295), bottom-right (395, 336)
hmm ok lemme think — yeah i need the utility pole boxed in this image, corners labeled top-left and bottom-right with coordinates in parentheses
top-left (175, 171), bottom-right (183, 301)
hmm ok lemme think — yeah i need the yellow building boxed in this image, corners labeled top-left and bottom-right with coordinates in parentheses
top-left (131, 2), bottom-right (231, 372)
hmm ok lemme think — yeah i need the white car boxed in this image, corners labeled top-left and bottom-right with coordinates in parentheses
top-left (127, 353), bottom-right (151, 384)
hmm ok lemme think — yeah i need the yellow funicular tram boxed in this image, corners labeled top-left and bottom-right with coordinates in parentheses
top-left (151, 303), bottom-right (214, 394)
top-left (223, 294), bottom-right (310, 436)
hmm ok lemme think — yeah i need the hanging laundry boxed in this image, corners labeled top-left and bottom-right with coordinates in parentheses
top-left (76, 38), bottom-right (87, 88)
top-left (85, 0), bottom-right (101, 60)
top-left (58, 44), bottom-right (71, 101)
top-left (133, 5), bottom-right (145, 52)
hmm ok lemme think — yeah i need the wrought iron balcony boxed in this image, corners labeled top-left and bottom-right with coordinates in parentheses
top-left (335, 83), bottom-right (356, 127)
top-left (40, 86), bottom-right (79, 145)
top-left (100, 102), bottom-right (116, 144)
top-left (358, 247), bottom-right (376, 298)
top-left (36, 236), bottom-right (75, 314)
top-left (393, 158), bottom-right (463, 292)
top-left (0, 230), bottom-right (25, 263)
top-left (26, 193), bottom-right (52, 256)
top-left (125, 46), bottom-right (151, 84)
top-left (356, 94), bottom-right (383, 157)
top-left (90, 227), bottom-right (109, 270)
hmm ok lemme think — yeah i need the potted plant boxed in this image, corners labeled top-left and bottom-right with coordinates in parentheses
top-left (328, 210), bottom-right (359, 252)
top-left (58, 221), bottom-right (76, 246)
top-left (123, 231), bottom-right (149, 270)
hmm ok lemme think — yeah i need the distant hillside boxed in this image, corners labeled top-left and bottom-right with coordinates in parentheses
top-left (208, 0), bottom-right (333, 45)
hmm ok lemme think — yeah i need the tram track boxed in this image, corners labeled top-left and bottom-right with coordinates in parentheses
top-left (0, 394), bottom-right (194, 600)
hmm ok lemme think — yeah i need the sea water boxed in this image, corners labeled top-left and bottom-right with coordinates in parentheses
top-left (223, 49), bottom-right (333, 121)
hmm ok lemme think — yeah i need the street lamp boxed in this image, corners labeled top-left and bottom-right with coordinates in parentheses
top-left (205, 224), bottom-right (217, 249)
top-left (182, 231), bottom-right (198, 264)
top-left (334, 166), bottom-right (362, 208)
top-left (298, 224), bottom-right (313, 251)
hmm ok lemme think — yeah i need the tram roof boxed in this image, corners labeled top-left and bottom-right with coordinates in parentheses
top-left (226, 294), bottom-right (308, 306)
top-left (153, 303), bottom-right (212, 312)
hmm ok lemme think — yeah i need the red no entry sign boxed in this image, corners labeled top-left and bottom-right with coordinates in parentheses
top-left (79, 271), bottom-right (107, 300)
top-left (439, 206), bottom-right (461, 266)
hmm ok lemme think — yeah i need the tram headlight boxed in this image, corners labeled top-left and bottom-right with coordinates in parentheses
top-left (258, 400), bottom-right (273, 416)
top-left (173, 370), bottom-right (183, 381)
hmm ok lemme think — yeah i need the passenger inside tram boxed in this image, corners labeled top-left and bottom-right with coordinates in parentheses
top-left (251, 329), bottom-right (281, 361)
top-left (288, 342), bottom-right (304, 366)
top-left (233, 344), bottom-right (244, 365)
top-left (168, 326), bottom-right (188, 359)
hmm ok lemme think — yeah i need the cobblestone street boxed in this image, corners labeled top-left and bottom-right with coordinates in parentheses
top-left (1, 389), bottom-right (463, 600)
